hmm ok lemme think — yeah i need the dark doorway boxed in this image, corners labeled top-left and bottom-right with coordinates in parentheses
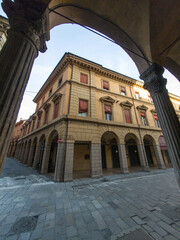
top-left (111, 145), bottom-right (120, 168)
top-left (128, 145), bottom-right (140, 166)
top-left (101, 144), bottom-right (106, 169)
top-left (145, 145), bottom-right (154, 166)
top-left (48, 137), bottom-right (57, 173)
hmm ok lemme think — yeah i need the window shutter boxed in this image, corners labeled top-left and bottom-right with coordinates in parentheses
top-left (104, 105), bottom-right (112, 113)
top-left (124, 109), bottom-right (132, 123)
top-left (103, 81), bottom-right (109, 90)
top-left (140, 112), bottom-right (145, 117)
top-left (54, 102), bottom-right (59, 119)
top-left (154, 115), bottom-right (158, 120)
top-left (80, 74), bottom-right (88, 84)
top-left (121, 86), bottom-right (126, 93)
top-left (79, 100), bottom-right (88, 113)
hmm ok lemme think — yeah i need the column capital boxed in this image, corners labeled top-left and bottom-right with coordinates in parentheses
top-left (140, 63), bottom-right (167, 96)
top-left (2, 0), bottom-right (50, 53)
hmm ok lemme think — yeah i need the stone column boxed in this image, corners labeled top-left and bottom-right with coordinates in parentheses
top-left (23, 143), bottom-right (31, 165)
top-left (118, 144), bottom-right (129, 173)
top-left (137, 144), bottom-right (150, 171)
top-left (27, 144), bottom-right (35, 167)
top-left (41, 144), bottom-right (51, 174)
top-left (20, 145), bottom-right (26, 163)
top-left (140, 64), bottom-right (180, 187)
top-left (32, 145), bottom-right (41, 169)
top-left (64, 142), bottom-right (75, 182)
top-left (90, 143), bottom-right (103, 178)
top-left (54, 143), bottom-right (66, 182)
top-left (154, 145), bottom-right (166, 169)
top-left (0, 0), bottom-right (50, 175)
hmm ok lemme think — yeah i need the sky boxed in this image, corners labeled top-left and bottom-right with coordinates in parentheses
top-left (0, 7), bottom-right (180, 121)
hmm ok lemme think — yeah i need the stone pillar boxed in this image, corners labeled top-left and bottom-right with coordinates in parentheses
top-left (140, 64), bottom-right (180, 187)
top-left (90, 143), bottom-right (103, 178)
top-left (137, 144), bottom-right (150, 171)
top-left (20, 145), bottom-right (26, 163)
top-left (18, 144), bottom-right (23, 161)
top-left (54, 143), bottom-right (66, 182)
top-left (27, 144), bottom-right (35, 167)
top-left (154, 145), bottom-right (166, 169)
top-left (32, 145), bottom-right (41, 170)
top-left (64, 142), bottom-right (75, 182)
top-left (118, 144), bottom-right (129, 173)
top-left (23, 143), bottom-right (30, 164)
top-left (41, 144), bottom-right (51, 174)
top-left (0, 0), bottom-right (50, 175)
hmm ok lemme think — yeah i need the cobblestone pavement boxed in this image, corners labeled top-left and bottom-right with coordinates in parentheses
top-left (0, 158), bottom-right (179, 240)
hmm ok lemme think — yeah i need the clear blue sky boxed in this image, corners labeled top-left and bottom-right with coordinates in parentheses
top-left (0, 7), bottom-right (179, 121)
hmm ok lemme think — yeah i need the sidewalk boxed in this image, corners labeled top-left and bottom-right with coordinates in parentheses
top-left (0, 158), bottom-right (179, 240)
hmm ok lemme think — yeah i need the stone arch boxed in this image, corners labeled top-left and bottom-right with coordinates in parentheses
top-left (143, 134), bottom-right (157, 167)
top-left (41, 130), bottom-right (59, 175)
top-left (101, 131), bottom-right (121, 171)
top-left (33, 134), bottom-right (46, 171)
top-left (49, 3), bottom-right (150, 75)
top-left (125, 133), bottom-right (141, 168)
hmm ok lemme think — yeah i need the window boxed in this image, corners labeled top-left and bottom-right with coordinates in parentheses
top-left (120, 86), bottom-right (126, 96)
top-left (49, 88), bottom-right (52, 97)
top-left (80, 73), bottom-right (88, 84)
top-left (54, 102), bottom-right (59, 119)
top-left (44, 110), bottom-right (49, 124)
top-left (58, 77), bottom-right (62, 87)
top-left (103, 80), bottom-right (109, 90)
top-left (104, 105), bottom-right (112, 120)
top-left (140, 112), bottom-right (148, 126)
top-left (124, 108), bottom-right (132, 123)
top-left (135, 92), bottom-right (140, 99)
top-left (79, 99), bottom-right (88, 117)
top-left (154, 114), bottom-right (160, 128)
top-left (148, 95), bottom-right (153, 103)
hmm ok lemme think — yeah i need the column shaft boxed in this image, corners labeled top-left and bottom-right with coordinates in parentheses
top-left (90, 143), bottom-right (103, 178)
top-left (154, 145), bottom-right (166, 169)
top-left (137, 144), bottom-right (150, 171)
top-left (118, 144), bottom-right (129, 173)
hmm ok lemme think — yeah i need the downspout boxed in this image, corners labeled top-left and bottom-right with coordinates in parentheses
top-left (129, 84), bottom-right (149, 170)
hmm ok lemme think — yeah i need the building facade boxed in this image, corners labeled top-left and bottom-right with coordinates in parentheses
top-left (0, 15), bottom-right (9, 51)
top-left (14, 53), bottom-right (180, 181)
top-left (8, 119), bottom-right (26, 158)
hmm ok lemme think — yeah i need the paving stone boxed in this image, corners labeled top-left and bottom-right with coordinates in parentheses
top-left (66, 226), bottom-right (78, 238)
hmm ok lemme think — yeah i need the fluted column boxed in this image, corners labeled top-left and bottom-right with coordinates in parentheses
top-left (0, 0), bottom-right (50, 175)
top-left (140, 63), bottom-right (180, 187)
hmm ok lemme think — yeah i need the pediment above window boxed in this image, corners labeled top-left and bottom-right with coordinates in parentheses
top-left (151, 109), bottom-right (156, 113)
top-left (136, 105), bottom-right (148, 111)
top-left (120, 101), bottom-right (133, 108)
top-left (52, 93), bottom-right (62, 102)
top-left (100, 96), bottom-right (115, 103)
top-left (37, 110), bottom-right (43, 116)
top-left (43, 103), bottom-right (51, 110)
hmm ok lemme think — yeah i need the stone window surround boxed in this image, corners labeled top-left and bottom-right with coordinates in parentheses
top-left (120, 101), bottom-right (133, 124)
top-left (78, 98), bottom-right (89, 117)
top-left (136, 105), bottom-right (149, 126)
top-left (100, 96), bottom-right (115, 121)
top-left (102, 79), bottom-right (110, 91)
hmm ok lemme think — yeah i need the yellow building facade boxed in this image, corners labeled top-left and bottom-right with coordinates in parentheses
top-left (14, 53), bottom-right (180, 181)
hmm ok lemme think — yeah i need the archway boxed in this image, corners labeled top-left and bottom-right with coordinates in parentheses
top-left (101, 131), bottom-right (120, 175)
top-left (47, 130), bottom-right (58, 175)
top-left (125, 133), bottom-right (141, 171)
top-left (159, 136), bottom-right (172, 168)
top-left (143, 135), bottom-right (158, 168)
top-left (36, 135), bottom-right (46, 172)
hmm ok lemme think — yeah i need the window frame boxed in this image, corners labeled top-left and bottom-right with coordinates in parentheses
top-left (104, 104), bottom-right (112, 121)
top-left (135, 91), bottom-right (140, 100)
top-left (78, 99), bottom-right (88, 117)
top-left (120, 86), bottom-right (126, 96)
top-left (80, 73), bottom-right (88, 84)
top-left (102, 80), bottom-right (109, 91)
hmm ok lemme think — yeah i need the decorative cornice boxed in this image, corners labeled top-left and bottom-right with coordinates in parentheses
top-left (2, 0), bottom-right (50, 53)
top-left (120, 101), bottom-right (133, 108)
top-left (140, 63), bottom-right (167, 96)
top-left (136, 105), bottom-right (148, 111)
top-left (100, 96), bottom-right (115, 103)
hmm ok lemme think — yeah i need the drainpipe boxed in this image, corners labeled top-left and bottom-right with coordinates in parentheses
top-left (130, 85), bottom-right (149, 170)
